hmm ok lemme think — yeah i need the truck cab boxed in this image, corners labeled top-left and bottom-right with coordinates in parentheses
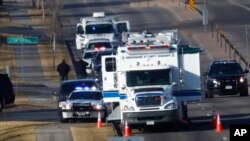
top-left (75, 12), bottom-right (130, 51)
top-left (100, 30), bottom-right (202, 126)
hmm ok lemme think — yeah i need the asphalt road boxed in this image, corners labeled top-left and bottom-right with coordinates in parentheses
top-left (60, 0), bottom-right (250, 141)
top-left (2, 0), bottom-right (250, 141)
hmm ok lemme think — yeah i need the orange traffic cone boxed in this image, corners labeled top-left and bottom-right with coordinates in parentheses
top-left (215, 113), bottom-right (223, 133)
top-left (124, 120), bottom-right (131, 137)
top-left (212, 110), bottom-right (217, 128)
top-left (97, 111), bottom-right (102, 128)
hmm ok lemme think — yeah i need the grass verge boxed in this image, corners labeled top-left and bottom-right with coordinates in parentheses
top-left (71, 124), bottom-right (116, 141)
top-left (0, 121), bottom-right (56, 141)
top-left (37, 43), bottom-right (76, 82)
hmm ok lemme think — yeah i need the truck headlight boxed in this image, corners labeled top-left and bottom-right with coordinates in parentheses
top-left (211, 79), bottom-right (220, 85)
top-left (164, 102), bottom-right (177, 109)
top-left (123, 105), bottom-right (135, 111)
top-left (94, 104), bottom-right (104, 110)
top-left (65, 104), bottom-right (72, 110)
top-left (59, 102), bottom-right (72, 110)
top-left (239, 77), bottom-right (244, 83)
top-left (91, 86), bottom-right (97, 90)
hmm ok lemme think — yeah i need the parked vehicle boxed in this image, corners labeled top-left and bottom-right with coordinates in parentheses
top-left (101, 30), bottom-right (202, 126)
top-left (75, 12), bottom-right (130, 50)
top-left (0, 74), bottom-right (15, 112)
top-left (203, 60), bottom-right (249, 98)
top-left (82, 50), bottom-right (98, 74)
top-left (58, 89), bottom-right (107, 123)
top-left (53, 79), bottom-right (101, 122)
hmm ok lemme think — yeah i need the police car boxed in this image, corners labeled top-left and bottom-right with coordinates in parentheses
top-left (203, 60), bottom-right (249, 98)
top-left (58, 89), bottom-right (107, 123)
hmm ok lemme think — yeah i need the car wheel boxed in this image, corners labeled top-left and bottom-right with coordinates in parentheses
top-left (239, 87), bottom-right (248, 97)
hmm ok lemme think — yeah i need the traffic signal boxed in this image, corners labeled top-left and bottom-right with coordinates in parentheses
top-left (188, 0), bottom-right (195, 12)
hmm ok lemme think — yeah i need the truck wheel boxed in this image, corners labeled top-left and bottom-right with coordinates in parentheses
top-left (239, 87), bottom-right (248, 97)
top-left (205, 91), bottom-right (214, 98)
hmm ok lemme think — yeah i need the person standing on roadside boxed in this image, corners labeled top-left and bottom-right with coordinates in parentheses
top-left (75, 58), bottom-right (89, 79)
top-left (57, 59), bottom-right (70, 81)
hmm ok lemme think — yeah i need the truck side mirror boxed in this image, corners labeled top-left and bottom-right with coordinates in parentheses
top-left (77, 25), bottom-right (84, 34)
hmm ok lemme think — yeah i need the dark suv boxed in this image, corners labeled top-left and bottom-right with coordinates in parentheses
top-left (203, 60), bottom-right (249, 98)
top-left (0, 74), bottom-right (15, 112)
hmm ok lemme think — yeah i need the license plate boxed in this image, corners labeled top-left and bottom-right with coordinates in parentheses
top-left (146, 120), bottom-right (155, 125)
top-left (225, 85), bottom-right (232, 89)
top-left (78, 111), bottom-right (90, 116)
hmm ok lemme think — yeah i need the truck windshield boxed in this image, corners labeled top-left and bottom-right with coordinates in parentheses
top-left (86, 24), bottom-right (113, 34)
top-left (126, 69), bottom-right (172, 87)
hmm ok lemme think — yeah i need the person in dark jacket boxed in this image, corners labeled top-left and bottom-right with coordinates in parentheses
top-left (75, 58), bottom-right (89, 79)
top-left (57, 59), bottom-right (70, 81)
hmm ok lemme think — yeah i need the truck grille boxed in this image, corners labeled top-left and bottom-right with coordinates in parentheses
top-left (72, 103), bottom-right (91, 111)
top-left (136, 95), bottom-right (161, 107)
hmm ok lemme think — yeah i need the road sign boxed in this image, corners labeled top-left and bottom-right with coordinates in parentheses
top-left (7, 37), bottom-right (38, 44)
top-left (188, 0), bottom-right (195, 12)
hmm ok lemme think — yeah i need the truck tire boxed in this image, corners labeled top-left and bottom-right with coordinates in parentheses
top-left (205, 91), bottom-right (214, 98)
top-left (239, 87), bottom-right (248, 97)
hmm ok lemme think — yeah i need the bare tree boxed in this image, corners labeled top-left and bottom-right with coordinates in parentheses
top-left (46, 0), bottom-right (63, 70)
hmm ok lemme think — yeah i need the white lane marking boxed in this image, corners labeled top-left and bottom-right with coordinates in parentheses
top-left (228, 0), bottom-right (250, 11)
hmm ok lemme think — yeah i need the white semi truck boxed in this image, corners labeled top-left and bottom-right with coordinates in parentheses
top-left (75, 12), bottom-right (130, 51)
top-left (101, 30), bottom-right (202, 126)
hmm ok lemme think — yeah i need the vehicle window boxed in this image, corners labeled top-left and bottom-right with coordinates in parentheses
top-left (83, 52), bottom-right (97, 59)
top-left (77, 25), bottom-right (84, 34)
top-left (69, 91), bottom-right (103, 100)
top-left (210, 63), bottom-right (244, 75)
top-left (105, 58), bottom-right (116, 72)
top-left (117, 22), bottom-right (128, 33)
top-left (126, 69), bottom-right (172, 86)
top-left (87, 42), bottom-right (112, 50)
top-left (86, 24), bottom-right (114, 34)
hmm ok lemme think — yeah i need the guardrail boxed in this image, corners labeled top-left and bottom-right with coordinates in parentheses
top-left (215, 24), bottom-right (248, 69)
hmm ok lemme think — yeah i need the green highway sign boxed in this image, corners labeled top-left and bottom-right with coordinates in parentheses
top-left (7, 37), bottom-right (38, 44)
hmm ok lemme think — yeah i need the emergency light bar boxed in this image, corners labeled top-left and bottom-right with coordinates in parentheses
top-left (127, 45), bottom-right (168, 51)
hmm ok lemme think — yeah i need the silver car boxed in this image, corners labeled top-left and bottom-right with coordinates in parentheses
top-left (82, 50), bottom-right (98, 74)
top-left (59, 89), bottom-right (107, 123)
